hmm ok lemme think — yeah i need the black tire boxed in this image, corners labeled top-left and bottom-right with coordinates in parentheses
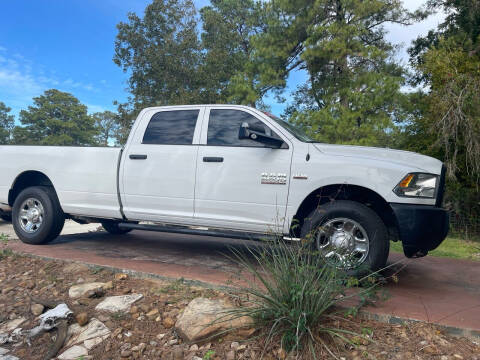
top-left (1, 213), bottom-right (12, 222)
top-left (300, 200), bottom-right (389, 277)
top-left (12, 186), bottom-right (65, 245)
top-left (101, 220), bottom-right (133, 235)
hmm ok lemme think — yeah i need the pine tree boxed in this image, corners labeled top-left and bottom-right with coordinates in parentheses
top-left (14, 89), bottom-right (97, 146)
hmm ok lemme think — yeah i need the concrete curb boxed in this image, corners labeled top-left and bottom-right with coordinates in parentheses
top-left (7, 249), bottom-right (480, 342)
top-left (357, 309), bottom-right (480, 341)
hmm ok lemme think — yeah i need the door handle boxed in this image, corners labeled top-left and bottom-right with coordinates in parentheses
top-left (129, 154), bottom-right (147, 160)
top-left (203, 156), bottom-right (223, 162)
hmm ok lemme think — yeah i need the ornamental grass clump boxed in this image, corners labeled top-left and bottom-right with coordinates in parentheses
top-left (227, 239), bottom-right (378, 358)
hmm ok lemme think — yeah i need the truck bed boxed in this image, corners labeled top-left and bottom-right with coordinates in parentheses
top-left (0, 146), bottom-right (122, 219)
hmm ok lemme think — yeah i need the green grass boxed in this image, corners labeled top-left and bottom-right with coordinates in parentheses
top-left (391, 237), bottom-right (480, 261)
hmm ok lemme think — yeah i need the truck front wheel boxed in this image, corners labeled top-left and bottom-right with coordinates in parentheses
top-left (12, 186), bottom-right (65, 245)
top-left (300, 200), bottom-right (389, 277)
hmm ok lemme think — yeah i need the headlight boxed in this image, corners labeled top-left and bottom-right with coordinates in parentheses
top-left (393, 173), bottom-right (438, 198)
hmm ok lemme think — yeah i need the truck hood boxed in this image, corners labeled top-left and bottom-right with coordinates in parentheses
top-left (313, 143), bottom-right (443, 174)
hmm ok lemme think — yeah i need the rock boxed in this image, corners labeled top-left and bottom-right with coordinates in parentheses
top-left (172, 345), bottom-right (183, 360)
top-left (68, 282), bottom-right (107, 298)
top-left (0, 317), bottom-right (26, 333)
top-left (189, 344), bottom-right (199, 352)
top-left (79, 298), bottom-right (92, 307)
top-left (1, 287), bottom-right (13, 295)
top-left (0, 355), bottom-right (20, 360)
top-left (120, 342), bottom-right (131, 351)
top-left (115, 273), bottom-right (128, 281)
top-left (132, 343), bottom-right (146, 353)
top-left (76, 312), bottom-right (89, 326)
top-left (163, 317), bottom-right (175, 329)
top-left (175, 298), bottom-right (253, 342)
top-left (58, 345), bottom-right (88, 360)
top-left (231, 342), bottom-right (239, 350)
top-left (66, 318), bottom-right (111, 348)
top-left (86, 287), bottom-right (105, 298)
top-left (31, 303), bottom-right (44, 316)
top-left (157, 333), bottom-right (166, 340)
top-left (84, 336), bottom-right (108, 350)
top-left (120, 349), bottom-right (132, 358)
top-left (0, 347), bottom-right (9, 355)
top-left (95, 294), bottom-right (143, 313)
top-left (146, 309), bottom-right (159, 318)
top-left (63, 263), bottom-right (89, 273)
top-left (19, 280), bottom-right (35, 289)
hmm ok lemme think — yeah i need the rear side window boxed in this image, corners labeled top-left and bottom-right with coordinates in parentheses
top-left (207, 109), bottom-right (282, 147)
top-left (143, 110), bottom-right (199, 145)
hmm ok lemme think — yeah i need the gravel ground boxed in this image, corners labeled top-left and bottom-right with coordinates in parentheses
top-left (0, 250), bottom-right (478, 360)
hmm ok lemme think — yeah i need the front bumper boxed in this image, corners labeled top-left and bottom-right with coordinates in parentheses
top-left (391, 203), bottom-right (449, 258)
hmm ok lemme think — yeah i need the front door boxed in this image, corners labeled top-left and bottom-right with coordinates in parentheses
top-left (194, 107), bottom-right (292, 233)
top-left (121, 107), bottom-right (203, 222)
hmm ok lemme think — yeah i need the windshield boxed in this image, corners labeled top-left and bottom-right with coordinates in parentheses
top-left (263, 112), bottom-right (315, 142)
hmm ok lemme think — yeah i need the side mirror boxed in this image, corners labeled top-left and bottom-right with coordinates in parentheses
top-left (239, 122), bottom-right (284, 148)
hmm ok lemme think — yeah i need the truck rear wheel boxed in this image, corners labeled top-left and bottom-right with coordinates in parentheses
top-left (300, 200), bottom-right (389, 277)
top-left (12, 186), bottom-right (65, 245)
top-left (101, 220), bottom-right (133, 235)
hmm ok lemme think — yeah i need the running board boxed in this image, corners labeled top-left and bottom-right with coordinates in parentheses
top-left (118, 223), bottom-right (300, 242)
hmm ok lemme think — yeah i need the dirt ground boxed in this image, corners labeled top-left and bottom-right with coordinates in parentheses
top-left (0, 251), bottom-right (478, 360)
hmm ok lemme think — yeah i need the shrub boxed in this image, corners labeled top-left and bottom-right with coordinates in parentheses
top-left (227, 238), bottom-right (379, 358)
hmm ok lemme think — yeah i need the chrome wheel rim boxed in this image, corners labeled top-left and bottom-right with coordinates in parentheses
top-left (18, 198), bottom-right (44, 234)
top-left (315, 217), bottom-right (370, 268)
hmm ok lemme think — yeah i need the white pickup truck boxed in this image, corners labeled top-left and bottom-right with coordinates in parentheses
top-left (0, 105), bottom-right (449, 274)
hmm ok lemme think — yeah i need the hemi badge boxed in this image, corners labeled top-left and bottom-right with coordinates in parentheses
top-left (293, 174), bottom-right (308, 180)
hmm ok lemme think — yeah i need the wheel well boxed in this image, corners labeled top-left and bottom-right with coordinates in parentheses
top-left (8, 171), bottom-right (56, 206)
top-left (291, 184), bottom-right (399, 239)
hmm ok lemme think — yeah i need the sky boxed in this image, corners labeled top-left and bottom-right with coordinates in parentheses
top-left (0, 0), bottom-right (445, 122)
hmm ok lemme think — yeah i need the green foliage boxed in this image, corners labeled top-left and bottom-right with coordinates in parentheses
top-left (253, 0), bottom-right (424, 146)
top-left (200, 0), bottom-right (267, 107)
top-left (227, 239), bottom-right (378, 356)
top-left (0, 233), bottom-right (9, 246)
top-left (391, 237), bottom-right (480, 260)
top-left (93, 111), bottom-right (120, 146)
top-left (113, 0), bottom-right (203, 143)
top-left (418, 38), bottom-right (480, 181)
top-left (13, 89), bottom-right (98, 146)
top-left (114, 0), bottom-right (202, 107)
top-left (203, 350), bottom-right (216, 360)
top-left (0, 101), bottom-right (15, 145)
top-left (405, 0), bottom-right (480, 236)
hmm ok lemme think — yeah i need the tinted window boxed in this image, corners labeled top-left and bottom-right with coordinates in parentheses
top-left (207, 109), bottom-right (281, 147)
top-left (143, 110), bottom-right (199, 145)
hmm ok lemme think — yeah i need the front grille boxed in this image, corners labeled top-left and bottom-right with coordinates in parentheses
top-left (435, 164), bottom-right (446, 207)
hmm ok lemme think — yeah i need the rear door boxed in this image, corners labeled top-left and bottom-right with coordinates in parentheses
top-left (194, 107), bottom-right (292, 233)
top-left (121, 107), bottom-right (204, 222)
